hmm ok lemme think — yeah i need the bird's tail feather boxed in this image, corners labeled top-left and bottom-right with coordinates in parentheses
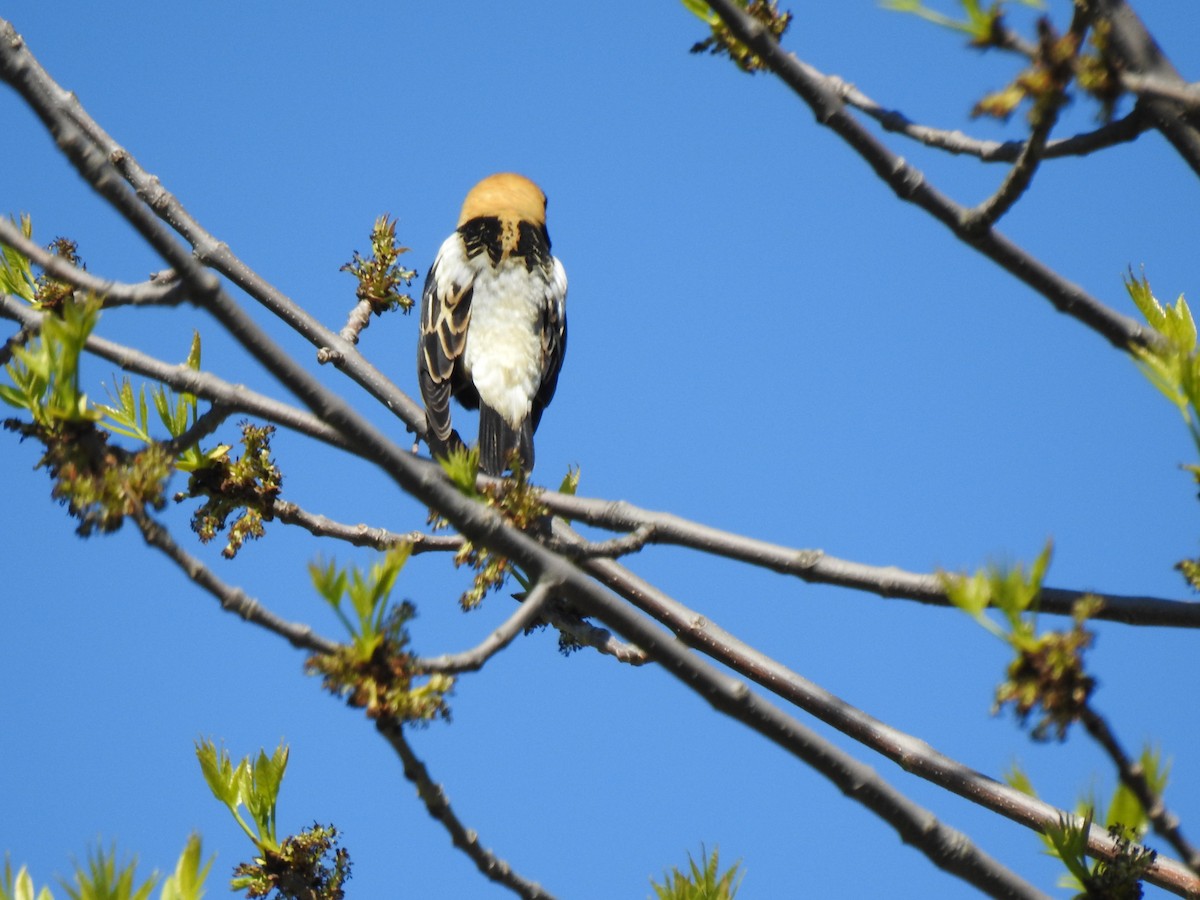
top-left (478, 405), bottom-right (534, 476)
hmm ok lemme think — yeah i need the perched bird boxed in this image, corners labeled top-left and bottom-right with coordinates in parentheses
top-left (417, 173), bottom-right (568, 476)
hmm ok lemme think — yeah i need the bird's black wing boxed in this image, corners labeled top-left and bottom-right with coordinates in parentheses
top-left (417, 248), bottom-right (473, 457)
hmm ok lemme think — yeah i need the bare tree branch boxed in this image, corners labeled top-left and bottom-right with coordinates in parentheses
top-left (0, 321), bottom-right (32, 366)
top-left (272, 499), bottom-right (461, 554)
top-left (162, 402), bottom-right (232, 458)
top-left (701, 0), bottom-right (1161, 355)
top-left (0, 215), bottom-right (186, 307)
top-left (540, 605), bottom-right (649, 665)
top-left (542, 491), bottom-right (1200, 629)
top-left (376, 720), bottom-right (560, 900)
top-left (829, 76), bottom-right (1151, 162)
top-left (547, 523), bottom-right (656, 560)
top-left (965, 0), bottom-right (1082, 235)
top-left (131, 510), bottom-right (337, 654)
top-left (413, 581), bottom-right (553, 675)
top-left (1120, 72), bottom-right (1200, 111)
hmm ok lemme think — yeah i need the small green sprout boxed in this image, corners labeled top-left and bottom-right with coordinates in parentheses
top-left (339, 214), bottom-right (416, 315)
top-left (943, 543), bottom-right (1097, 740)
top-left (307, 548), bottom-right (453, 724)
top-left (684, 0), bottom-right (792, 74)
top-left (651, 845), bottom-right (743, 900)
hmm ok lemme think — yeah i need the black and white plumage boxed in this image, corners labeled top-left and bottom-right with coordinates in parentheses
top-left (417, 173), bottom-right (568, 476)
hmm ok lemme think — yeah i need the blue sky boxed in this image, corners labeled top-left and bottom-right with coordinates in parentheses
top-left (2, 2), bottom-right (1199, 898)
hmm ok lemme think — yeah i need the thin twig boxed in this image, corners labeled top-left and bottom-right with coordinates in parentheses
top-left (540, 605), bottom-right (649, 665)
top-left (0, 216), bottom-right (186, 307)
top-left (965, 8), bottom-right (1091, 231)
top-left (375, 720), bottom-right (558, 900)
top-left (1080, 706), bottom-right (1200, 875)
top-left (964, 120), bottom-right (1051, 229)
top-left (543, 490), bottom-right (1200, 629)
top-left (132, 510), bottom-right (336, 654)
top-left (964, 87), bottom-right (1066, 231)
top-left (271, 499), bottom-right (462, 554)
top-left (336, 298), bottom-right (376, 347)
top-left (0, 322), bottom-right (33, 366)
top-left (1120, 72), bottom-right (1200, 111)
top-left (547, 523), bottom-right (655, 560)
top-left (413, 581), bottom-right (554, 674)
top-left (162, 402), bottom-right (232, 457)
top-left (829, 76), bottom-right (1150, 162)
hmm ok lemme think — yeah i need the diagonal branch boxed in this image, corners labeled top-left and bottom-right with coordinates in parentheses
top-left (162, 402), bottom-right (232, 457)
top-left (376, 720), bottom-right (559, 900)
top-left (0, 216), bottom-right (187, 307)
top-left (554, 519), bottom-right (1199, 897)
top-left (965, 0), bottom-right (1082, 237)
top-left (539, 606), bottom-right (649, 665)
top-left (272, 499), bottom-right (462, 553)
top-left (829, 76), bottom-right (1151, 162)
top-left (0, 293), bottom-right (356, 453)
top-left (1120, 72), bottom-right (1200, 112)
top-left (412, 581), bottom-right (553, 675)
top-left (542, 490), bottom-right (1200, 629)
top-left (701, 0), bottom-right (1160, 355)
top-left (132, 510), bottom-right (336, 654)
top-left (17, 50), bottom-right (428, 435)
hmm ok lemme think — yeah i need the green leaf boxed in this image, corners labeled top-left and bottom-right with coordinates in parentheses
top-left (195, 739), bottom-right (240, 810)
top-left (1003, 761), bottom-right (1038, 798)
top-left (681, 0), bottom-right (717, 24)
top-left (60, 845), bottom-right (157, 900)
top-left (558, 465), bottom-right (580, 496)
top-left (1105, 745), bottom-right (1169, 839)
top-left (196, 739), bottom-right (289, 852)
top-left (244, 743), bottom-right (289, 850)
top-left (157, 835), bottom-right (210, 900)
top-left (4, 862), bottom-right (54, 900)
top-left (651, 846), bottom-right (742, 900)
top-left (437, 445), bottom-right (481, 496)
top-left (1042, 811), bottom-right (1093, 891)
top-left (0, 214), bottom-right (36, 302)
top-left (185, 331), bottom-right (201, 370)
